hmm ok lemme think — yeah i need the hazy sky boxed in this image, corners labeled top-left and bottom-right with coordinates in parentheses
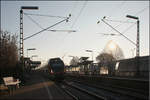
top-left (1, 1), bottom-right (149, 65)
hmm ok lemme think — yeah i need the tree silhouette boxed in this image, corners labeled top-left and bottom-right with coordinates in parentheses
top-left (0, 30), bottom-right (18, 76)
top-left (96, 52), bottom-right (116, 75)
top-left (70, 56), bottom-right (79, 66)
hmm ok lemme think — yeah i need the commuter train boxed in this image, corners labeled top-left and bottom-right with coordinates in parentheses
top-left (47, 57), bottom-right (65, 80)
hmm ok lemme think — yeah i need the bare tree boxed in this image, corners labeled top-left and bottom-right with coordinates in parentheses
top-left (96, 52), bottom-right (116, 75)
top-left (70, 56), bottom-right (79, 66)
top-left (0, 30), bottom-right (18, 70)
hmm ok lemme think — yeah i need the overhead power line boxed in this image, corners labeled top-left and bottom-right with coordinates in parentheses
top-left (103, 18), bottom-right (137, 35)
top-left (23, 12), bottom-right (67, 19)
top-left (50, 30), bottom-right (76, 32)
top-left (24, 13), bottom-right (76, 33)
top-left (24, 13), bottom-right (44, 29)
top-left (71, 1), bottom-right (87, 28)
top-left (121, 22), bottom-right (137, 34)
top-left (97, 33), bottom-right (120, 36)
top-left (106, 6), bottom-right (149, 34)
top-left (24, 17), bottom-right (70, 40)
top-left (101, 19), bottom-right (136, 46)
top-left (70, 1), bottom-right (78, 15)
top-left (59, 1), bottom-right (87, 48)
top-left (108, 1), bottom-right (126, 18)
top-left (104, 19), bottom-right (136, 23)
top-left (135, 6), bottom-right (149, 15)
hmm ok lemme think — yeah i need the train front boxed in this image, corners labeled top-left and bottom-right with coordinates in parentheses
top-left (48, 58), bottom-right (65, 81)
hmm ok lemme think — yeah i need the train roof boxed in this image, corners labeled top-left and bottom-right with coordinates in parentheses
top-left (49, 57), bottom-right (62, 61)
top-left (48, 58), bottom-right (64, 64)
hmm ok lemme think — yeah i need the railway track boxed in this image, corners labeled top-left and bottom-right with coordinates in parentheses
top-left (66, 79), bottom-right (148, 100)
top-left (41, 72), bottom-right (148, 100)
top-left (55, 81), bottom-right (106, 100)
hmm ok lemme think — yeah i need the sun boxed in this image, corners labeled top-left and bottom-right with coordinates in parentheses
top-left (109, 42), bottom-right (116, 50)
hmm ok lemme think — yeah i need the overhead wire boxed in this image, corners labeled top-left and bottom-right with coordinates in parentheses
top-left (97, 1), bottom-right (127, 40)
top-left (135, 6), bottom-right (149, 15)
top-left (104, 19), bottom-right (135, 24)
top-left (24, 13), bottom-right (44, 29)
top-left (23, 17), bottom-right (69, 40)
top-left (23, 12), bottom-right (67, 19)
top-left (23, 10), bottom-right (76, 61)
top-left (108, 1), bottom-right (126, 18)
top-left (54, 1), bottom-right (79, 59)
top-left (24, 13), bottom-right (76, 32)
top-left (101, 5), bottom-right (149, 57)
top-left (71, 1), bottom-right (88, 29)
top-left (97, 22), bottom-right (136, 37)
top-left (70, 1), bottom-right (78, 17)
top-left (55, 1), bottom-right (88, 60)
top-left (121, 22), bottom-right (137, 34)
top-left (104, 6), bottom-right (149, 36)
top-left (23, 12), bottom-right (69, 41)
top-left (101, 0), bottom-right (148, 32)
top-left (59, 1), bottom-right (88, 51)
top-left (102, 19), bottom-right (137, 35)
top-left (102, 19), bottom-right (136, 46)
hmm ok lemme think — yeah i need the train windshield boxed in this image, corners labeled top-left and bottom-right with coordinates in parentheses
top-left (51, 63), bottom-right (64, 72)
top-left (49, 58), bottom-right (64, 72)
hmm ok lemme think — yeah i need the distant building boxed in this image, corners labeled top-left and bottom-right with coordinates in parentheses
top-left (24, 57), bottom-right (41, 70)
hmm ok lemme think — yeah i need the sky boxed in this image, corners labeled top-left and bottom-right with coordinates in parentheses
top-left (1, 1), bottom-right (149, 65)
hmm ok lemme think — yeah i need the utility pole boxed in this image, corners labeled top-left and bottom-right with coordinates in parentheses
top-left (126, 15), bottom-right (140, 77)
top-left (20, 9), bottom-right (23, 65)
top-left (0, 30), bottom-right (1, 57)
top-left (137, 20), bottom-right (140, 57)
top-left (126, 15), bottom-right (140, 57)
top-left (20, 6), bottom-right (39, 69)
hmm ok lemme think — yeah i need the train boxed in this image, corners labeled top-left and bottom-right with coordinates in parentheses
top-left (47, 57), bottom-right (65, 81)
